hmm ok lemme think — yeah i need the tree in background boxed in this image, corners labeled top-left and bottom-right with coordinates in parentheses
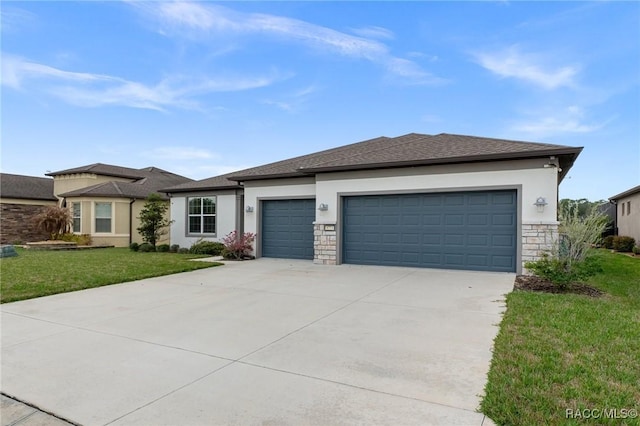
top-left (559, 198), bottom-right (614, 235)
top-left (137, 193), bottom-right (173, 247)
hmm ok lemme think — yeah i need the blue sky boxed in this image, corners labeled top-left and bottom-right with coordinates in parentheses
top-left (2, 1), bottom-right (638, 201)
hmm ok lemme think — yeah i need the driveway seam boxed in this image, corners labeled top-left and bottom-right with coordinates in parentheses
top-left (237, 360), bottom-right (481, 414)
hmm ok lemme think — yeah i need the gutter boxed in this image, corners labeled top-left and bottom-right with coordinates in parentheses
top-left (129, 199), bottom-right (135, 245)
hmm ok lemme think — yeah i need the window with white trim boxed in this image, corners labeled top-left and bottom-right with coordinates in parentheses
top-left (95, 202), bottom-right (112, 233)
top-left (188, 197), bottom-right (216, 234)
top-left (72, 202), bottom-right (81, 233)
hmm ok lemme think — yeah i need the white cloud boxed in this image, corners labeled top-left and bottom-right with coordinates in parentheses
top-left (473, 45), bottom-right (579, 90)
top-left (1, 53), bottom-right (284, 111)
top-left (132, 2), bottom-right (442, 85)
top-left (1, 6), bottom-right (37, 33)
top-left (511, 105), bottom-right (610, 137)
top-left (350, 26), bottom-right (395, 40)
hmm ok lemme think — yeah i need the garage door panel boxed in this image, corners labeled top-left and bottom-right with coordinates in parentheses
top-left (343, 190), bottom-right (516, 272)
top-left (262, 199), bottom-right (315, 260)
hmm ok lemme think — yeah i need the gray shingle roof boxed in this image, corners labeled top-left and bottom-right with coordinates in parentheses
top-left (227, 133), bottom-right (581, 181)
top-left (0, 173), bottom-right (56, 201)
top-left (163, 132), bottom-right (582, 192)
top-left (58, 166), bottom-right (193, 199)
top-left (46, 163), bottom-right (146, 179)
top-left (162, 173), bottom-right (241, 193)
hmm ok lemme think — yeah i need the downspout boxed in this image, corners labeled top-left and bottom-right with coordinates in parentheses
top-left (129, 199), bottom-right (136, 245)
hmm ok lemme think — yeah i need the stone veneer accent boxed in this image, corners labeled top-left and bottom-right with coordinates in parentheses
top-left (313, 222), bottom-right (337, 265)
top-left (1, 203), bottom-right (52, 244)
top-left (521, 222), bottom-right (559, 271)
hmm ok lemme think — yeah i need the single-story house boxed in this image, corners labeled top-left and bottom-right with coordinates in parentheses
top-left (609, 185), bottom-right (640, 243)
top-left (0, 173), bottom-right (57, 244)
top-left (46, 163), bottom-right (192, 247)
top-left (164, 133), bottom-right (582, 273)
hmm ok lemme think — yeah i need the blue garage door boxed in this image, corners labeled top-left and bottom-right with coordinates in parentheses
top-left (262, 199), bottom-right (316, 260)
top-left (342, 190), bottom-right (517, 272)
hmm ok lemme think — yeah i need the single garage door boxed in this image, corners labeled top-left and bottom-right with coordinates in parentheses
top-left (342, 190), bottom-right (517, 272)
top-left (262, 199), bottom-right (315, 260)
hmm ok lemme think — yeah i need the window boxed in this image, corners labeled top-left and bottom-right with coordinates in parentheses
top-left (72, 203), bottom-right (81, 233)
top-left (622, 202), bottom-right (626, 216)
top-left (188, 197), bottom-right (216, 234)
top-left (95, 202), bottom-right (112, 233)
top-left (628, 201), bottom-right (631, 215)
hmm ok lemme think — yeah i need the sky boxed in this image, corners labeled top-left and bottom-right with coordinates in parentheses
top-left (1, 1), bottom-right (639, 201)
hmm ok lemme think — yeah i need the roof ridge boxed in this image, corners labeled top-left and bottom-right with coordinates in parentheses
top-left (299, 133), bottom-right (431, 171)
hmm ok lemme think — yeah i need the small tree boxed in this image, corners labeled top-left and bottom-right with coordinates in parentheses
top-left (33, 206), bottom-right (72, 239)
top-left (137, 193), bottom-right (173, 247)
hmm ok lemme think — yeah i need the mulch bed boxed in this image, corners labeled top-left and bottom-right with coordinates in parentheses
top-left (514, 275), bottom-right (604, 297)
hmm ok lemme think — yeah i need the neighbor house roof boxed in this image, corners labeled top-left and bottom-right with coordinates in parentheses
top-left (46, 163), bottom-right (146, 180)
top-left (0, 173), bottom-right (56, 201)
top-left (58, 166), bottom-right (192, 200)
top-left (226, 133), bottom-right (581, 182)
top-left (609, 185), bottom-right (640, 201)
top-left (162, 173), bottom-right (241, 194)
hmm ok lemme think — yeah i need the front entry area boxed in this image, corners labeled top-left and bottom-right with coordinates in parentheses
top-left (261, 199), bottom-right (315, 260)
top-left (342, 190), bottom-right (517, 272)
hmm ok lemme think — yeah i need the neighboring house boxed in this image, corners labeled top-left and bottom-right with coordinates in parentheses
top-left (609, 185), bottom-right (640, 243)
top-left (47, 164), bottom-right (192, 247)
top-left (0, 173), bottom-right (57, 244)
top-left (164, 133), bottom-right (582, 274)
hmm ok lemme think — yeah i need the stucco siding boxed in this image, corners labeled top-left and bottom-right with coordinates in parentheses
top-left (53, 174), bottom-right (134, 198)
top-left (169, 191), bottom-right (239, 249)
top-left (616, 192), bottom-right (640, 243)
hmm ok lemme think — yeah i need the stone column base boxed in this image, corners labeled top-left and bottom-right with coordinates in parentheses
top-left (522, 222), bottom-right (559, 272)
top-left (313, 223), bottom-right (337, 265)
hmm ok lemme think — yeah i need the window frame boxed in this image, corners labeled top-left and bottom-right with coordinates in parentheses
top-left (186, 196), bottom-right (217, 236)
top-left (72, 202), bottom-right (81, 233)
top-left (94, 202), bottom-right (113, 234)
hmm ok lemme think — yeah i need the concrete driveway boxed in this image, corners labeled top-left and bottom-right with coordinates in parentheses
top-left (1, 259), bottom-right (513, 426)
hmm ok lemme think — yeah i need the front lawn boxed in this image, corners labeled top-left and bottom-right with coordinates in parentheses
top-left (0, 247), bottom-right (221, 303)
top-left (482, 250), bottom-right (640, 425)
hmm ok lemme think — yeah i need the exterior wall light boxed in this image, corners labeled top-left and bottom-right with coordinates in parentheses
top-left (245, 206), bottom-right (254, 213)
top-left (318, 203), bottom-right (329, 211)
top-left (534, 197), bottom-right (548, 213)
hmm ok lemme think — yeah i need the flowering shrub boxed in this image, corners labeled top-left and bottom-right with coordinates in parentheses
top-left (222, 230), bottom-right (256, 260)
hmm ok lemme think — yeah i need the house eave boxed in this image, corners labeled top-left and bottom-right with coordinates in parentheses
top-left (609, 184), bottom-right (640, 201)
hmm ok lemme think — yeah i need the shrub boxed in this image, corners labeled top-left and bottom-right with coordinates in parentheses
top-left (178, 247), bottom-right (189, 254)
top-left (525, 254), bottom-right (602, 290)
top-left (602, 235), bottom-right (615, 249)
top-left (222, 230), bottom-right (256, 260)
top-left (613, 236), bottom-right (636, 252)
top-left (129, 242), bottom-right (140, 252)
top-left (157, 244), bottom-right (170, 252)
top-left (189, 240), bottom-right (225, 255)
top-left (138, 243), bottom-right (156, 252)
top-left (32, 206), bottom-right (72, 238)
top-left (526, 204), bottom-right (608, 288)
top-left (170, 244), bottom-right (180, 253)
top-left (633, 246), bottom-right (640, 255)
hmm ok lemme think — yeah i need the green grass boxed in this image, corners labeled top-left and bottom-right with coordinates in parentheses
top-left (0, 247), bottom-right (222, 303)
top-left (481, 250), bottom-right (640, 425)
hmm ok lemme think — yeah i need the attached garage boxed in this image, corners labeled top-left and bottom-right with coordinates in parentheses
top-left (261, 199), bottom-right (316, 260)
top-left (342, 190), bottom-right (517, 272)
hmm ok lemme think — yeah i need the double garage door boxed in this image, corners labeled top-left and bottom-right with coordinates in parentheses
top-left (262, 190), bottom-right (517, 272)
